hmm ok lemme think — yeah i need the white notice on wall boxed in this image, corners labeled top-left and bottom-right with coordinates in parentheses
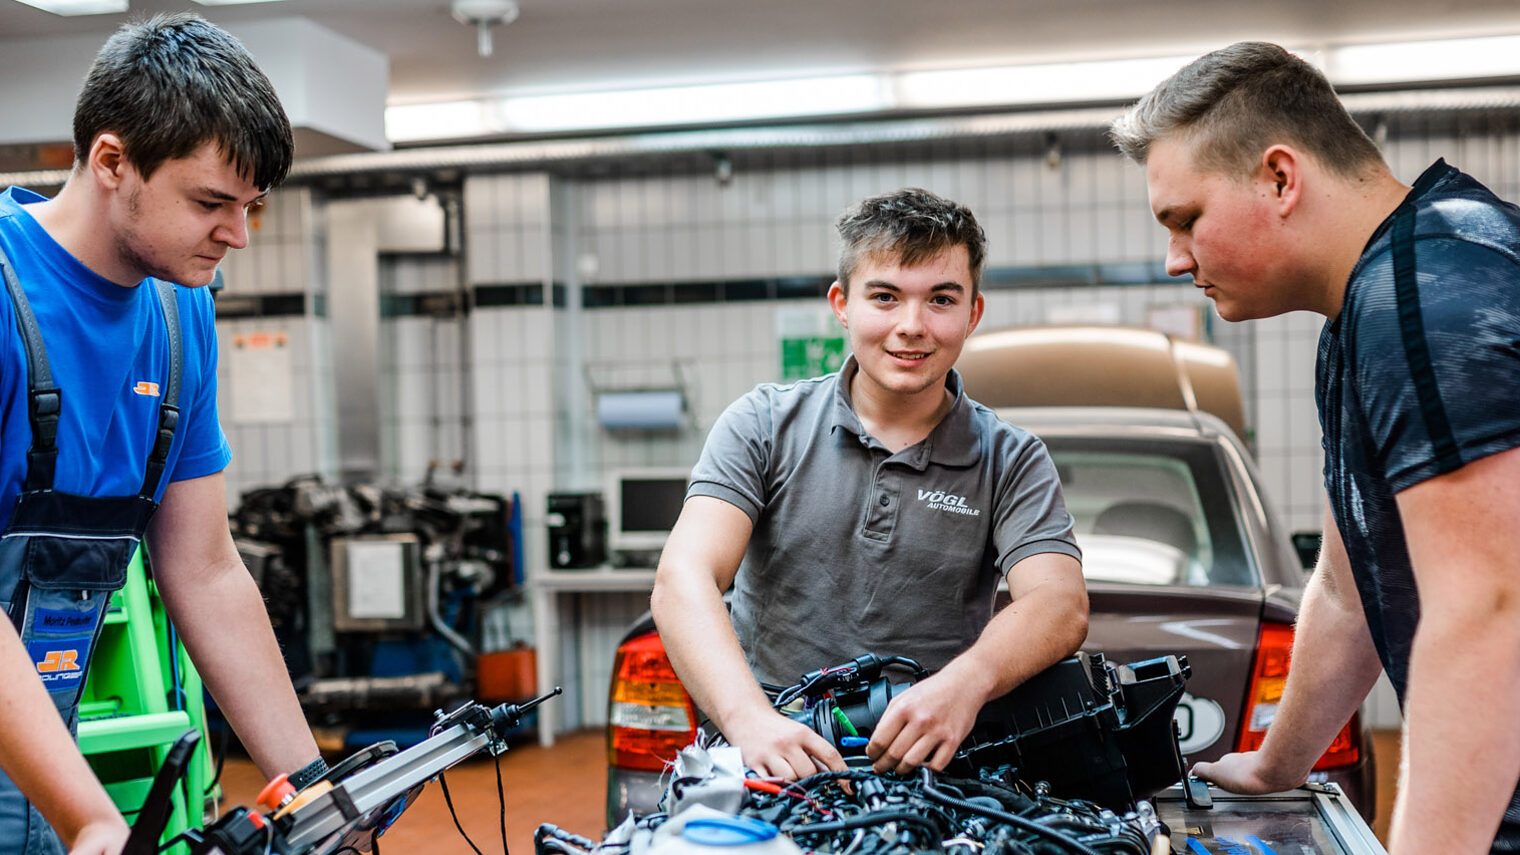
top-left (230, 331), bottom-right (294, 423)
top-left (346, 540), bottom-right (407, 620)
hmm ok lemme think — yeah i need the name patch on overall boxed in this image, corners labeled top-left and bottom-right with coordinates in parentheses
top-left (33, 606), bottom-right (99, 634)
top-left (27, 637), bottom-right (89, 690)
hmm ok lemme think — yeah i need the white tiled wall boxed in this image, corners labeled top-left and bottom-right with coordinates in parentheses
top-left (215, 187), bottom-right (334, 505)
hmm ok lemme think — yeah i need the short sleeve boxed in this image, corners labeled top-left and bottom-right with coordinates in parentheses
top-left (686, 389), bottom-right (773, 523)
top-left (1353, 236), bottom-right (1520, 492)
top-left (167, 287), bottom-right (232, 485)
top-left (991, 432), bottom-right (1081, 572)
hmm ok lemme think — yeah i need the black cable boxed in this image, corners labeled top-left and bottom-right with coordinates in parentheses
top-left (791, 768), bottom-right (881, 790)
top-left (787, 810), bottom-right (942, 839)
top-left (495, 750), bottom-right (509, 855)
top-left (439, 771), bottom-right (487, 855)
top-left (917, 769), bottom-right (1102, 855)
top-left (206, 722), bottom-right (231, 796)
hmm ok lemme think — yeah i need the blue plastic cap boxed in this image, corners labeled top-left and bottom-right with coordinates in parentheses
top-left (681, 816), bottom-right (781, 846)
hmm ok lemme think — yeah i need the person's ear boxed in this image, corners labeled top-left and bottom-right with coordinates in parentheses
top-left (88, 133), bottom-right (129, 190)
top-left (828, 280), bottom-right (849, 327)
top-left (966, 291), bottom-right (985, 335)
top-left (1260, 145), bottom-right (1303, 217)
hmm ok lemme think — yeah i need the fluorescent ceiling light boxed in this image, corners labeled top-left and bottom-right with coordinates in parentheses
top-left (13, 0), bottom-right (126, 14)
top-left (388, 74), bottom-right (888, 141)
top-left (191, 0), bottom-right (293, 5)
top-left (1325, 34), bottom-right (1520, 86)
top-left (896, 55), bottom-right (1196, 111)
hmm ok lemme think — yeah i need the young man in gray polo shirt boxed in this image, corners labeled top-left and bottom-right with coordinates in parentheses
top-left (651, 188), bottom-right (1088, 782)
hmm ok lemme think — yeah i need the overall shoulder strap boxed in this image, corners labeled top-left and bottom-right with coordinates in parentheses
top-left (0, 243), bottom-right (61, 492)
top-left (138, 280), bottom-right (183, 499)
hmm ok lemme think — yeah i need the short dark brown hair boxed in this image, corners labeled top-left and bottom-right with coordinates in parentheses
top-left (1110, 41), bottom-right (1384, 180)
top-left (74, 12), bottom-right (293, 190)
top-left (835, 188), bottom-right (987, 297)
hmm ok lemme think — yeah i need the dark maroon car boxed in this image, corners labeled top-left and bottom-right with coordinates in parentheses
top-left (604, 327), bottom-right (1375, 826)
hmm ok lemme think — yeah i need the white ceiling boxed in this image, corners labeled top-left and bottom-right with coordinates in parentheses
top-left (4, 0), bottom-right (1520, 109)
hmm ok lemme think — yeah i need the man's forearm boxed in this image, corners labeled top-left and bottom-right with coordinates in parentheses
top-left (650, 572), bottom-right (771, 732)
top-left (945, 557), bottom-right (1087, 705)
top-left (1253, 559), bottom-right (1383, 783)
top-left (161, 558), bottom-right (319, 778)
top-left (1389, 605), bottom-right (1520, 853)
top-left (0, 627), bottom-right (127, 848)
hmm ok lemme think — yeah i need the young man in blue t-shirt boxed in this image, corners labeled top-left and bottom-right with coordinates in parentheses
top-left (0, 15), bottom-right (322, 855)
top-left (1113, 42), bottom-right (1520, 855)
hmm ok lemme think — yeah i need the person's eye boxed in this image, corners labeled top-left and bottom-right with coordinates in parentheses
top-left (931, 294), bottom-right (956, 306)
top-left (247, 198), bottom-right (266, 212)
top-left (199, 201), bottom-right (222, 212)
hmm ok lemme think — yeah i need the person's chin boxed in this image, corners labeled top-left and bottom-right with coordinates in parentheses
top-left (170, 272), bottom-right (216, 288)
top-left (1212, 302), bottom-right (1272, 323)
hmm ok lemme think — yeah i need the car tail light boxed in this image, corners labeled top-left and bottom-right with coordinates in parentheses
top-left (608, 631), bottom-right (697, 772)
top-left (1238, 621), bottom-right (1360, 770)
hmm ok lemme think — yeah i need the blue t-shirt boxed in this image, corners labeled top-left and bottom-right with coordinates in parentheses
top-left (0, 187), bottom-right (231, 529)
top-left (1318, 160), bottom-right (1520, 834)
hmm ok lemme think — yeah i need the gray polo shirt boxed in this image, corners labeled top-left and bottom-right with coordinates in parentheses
top-left (688, 357), bottom-right (1080, 687)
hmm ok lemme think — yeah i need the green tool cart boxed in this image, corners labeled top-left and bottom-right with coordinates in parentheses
top-left (78, 548), bottom-right (213, 855)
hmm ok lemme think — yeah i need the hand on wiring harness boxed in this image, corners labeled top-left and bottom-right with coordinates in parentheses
top-left (724, 703), bottom-right (849, 781)
top-left (866, 667), bottom-right (984, 775)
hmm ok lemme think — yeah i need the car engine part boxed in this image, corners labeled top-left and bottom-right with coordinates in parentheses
top-left (557, 744), bottom-right (1167, 855)
top-left (777, 651), bottom-right (1190, 811)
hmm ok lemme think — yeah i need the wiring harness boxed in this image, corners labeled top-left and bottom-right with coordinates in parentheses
top-left (541, 762), bottom-right (1165, 855)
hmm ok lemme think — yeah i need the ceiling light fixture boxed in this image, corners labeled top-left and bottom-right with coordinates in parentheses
top-left (12, 0), bottom-right (127, 15)
top-left (384, 34), bottom-right (1520, 144)
top-left (451, 0), bottom-right (520, 59)
top-left (386, 74), bottom-right (887, 141)
top-left (190, 0), bottom-right (294, 6)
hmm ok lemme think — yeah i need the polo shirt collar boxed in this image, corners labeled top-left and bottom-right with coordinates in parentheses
top-left (829, 355), bottom-right (983, 469)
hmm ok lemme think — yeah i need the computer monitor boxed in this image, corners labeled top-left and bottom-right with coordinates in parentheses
top-left (605, 467), bottom-right (690, 565)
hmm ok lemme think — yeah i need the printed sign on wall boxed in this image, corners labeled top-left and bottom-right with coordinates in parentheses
top-left (775, 306), bottom-right (847, 382)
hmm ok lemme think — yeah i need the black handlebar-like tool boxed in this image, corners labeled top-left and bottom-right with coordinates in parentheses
top-left (122, 729), bottom-right (201, 855)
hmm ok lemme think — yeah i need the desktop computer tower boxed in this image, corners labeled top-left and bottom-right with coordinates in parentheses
top-left (546, 492), bottom-right (606, 569)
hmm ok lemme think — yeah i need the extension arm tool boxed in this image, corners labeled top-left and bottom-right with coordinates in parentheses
top-left (134, 687), bottom-right (561, 855)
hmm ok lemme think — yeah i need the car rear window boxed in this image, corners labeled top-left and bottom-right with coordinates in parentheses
top-left (1045, 437), bottom-right (1256, 588)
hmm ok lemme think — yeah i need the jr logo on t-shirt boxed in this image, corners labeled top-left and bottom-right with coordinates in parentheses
top-left (133, 381), bottom-right (161, 396)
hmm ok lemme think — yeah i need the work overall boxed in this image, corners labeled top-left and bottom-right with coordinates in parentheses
top-left (0, 249), bottom-right (183, 854)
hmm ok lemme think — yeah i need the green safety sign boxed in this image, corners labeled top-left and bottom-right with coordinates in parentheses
top-left (780, 336), bottom-right (847, 381)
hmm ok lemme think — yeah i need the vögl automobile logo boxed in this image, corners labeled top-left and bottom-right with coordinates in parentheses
top-left (916, 489), bottom-right (981, 517)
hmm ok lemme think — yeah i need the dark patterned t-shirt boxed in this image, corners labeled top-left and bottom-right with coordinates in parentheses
top-left (1317, 159), bottom-right (1520, 840)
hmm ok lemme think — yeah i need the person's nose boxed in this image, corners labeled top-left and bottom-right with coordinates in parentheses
top-left (1165, 235), bottom-right (1196, 279)
top-left (895, 300), bottom-right (926, 337)
top-left (215, 209), bottom-right (250, 250)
